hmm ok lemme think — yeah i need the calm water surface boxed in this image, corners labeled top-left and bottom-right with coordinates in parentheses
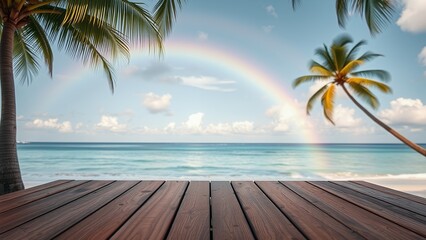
top-left (17, 142), bottom-right (426, 185)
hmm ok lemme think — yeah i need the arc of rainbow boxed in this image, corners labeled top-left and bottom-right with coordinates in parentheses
top-left (162, 40), bottom-right (320, 144)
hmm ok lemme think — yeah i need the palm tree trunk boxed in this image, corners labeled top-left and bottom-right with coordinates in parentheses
top-left (342, 84), bottom-right (426, 157)
top-left (0, 21), bottom-right (25, 195)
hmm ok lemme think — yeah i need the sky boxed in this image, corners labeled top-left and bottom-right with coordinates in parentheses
top-left (14, 0), bottom-right (426, 143)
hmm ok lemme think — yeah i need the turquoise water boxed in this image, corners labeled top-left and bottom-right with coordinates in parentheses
top-left (17, 142), bottom-right (426, 185)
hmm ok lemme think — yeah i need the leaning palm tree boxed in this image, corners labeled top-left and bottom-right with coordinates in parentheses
top-left (294, 34), bottom-right (426, 157)
top-left (0, 0), bottom-right (183, 194)
top-left (291, 0), bottom-right (395, 35)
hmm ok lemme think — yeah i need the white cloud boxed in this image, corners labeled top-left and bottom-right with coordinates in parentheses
top-left (266, 5), bottom-right (278, 18)
top-left (262, 25), bottom-right (274, 33)
top-left (178, 76), bottom-right (236, 92)
top-left (143, 92), bottom-right (172, 114)
top-left (379, 98), bottom-right (426, 127)
top-left (397, 0), bottom-right (426, 33)
top-left (26, 118), bottom-right (73, 133)
top-left (332, 105), bottom-right (363, 128)
top-left (183, 112), bottom-right (204, 133)
top-left (96, 115), bottom-right (127, 132)
top-left (197, 31), bottom-right (208, 40)
top-left (266, 101), bottom-right (312, 132)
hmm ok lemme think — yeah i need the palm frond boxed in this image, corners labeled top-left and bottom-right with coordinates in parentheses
top-left (13, 30), bottom-right (40, 84)
top-left (353, 0), bottom-right (395, 35)
top-left (351, 69), bottom-right (390, 82)
top-left (331, 44), bottom-right (348, 71)
top-left (347, 77), bottom-right (392, 93)
top-left (309, 60), bottom-right (333, 76)
top-left (340, 59), bottom-right (363, 75)
top-left (58, 0), bottom-right (162, 51)
top-left (38, 7), bottom-right (119, 91)
top-left (347, 81), bottom-right (380, 109)
top-left (321, 83), bottom-right (336, 124)
top-left (332, 34), bottom-right (353, 47)
top-left (345, 39), bottom-right (366, 64)
top-left (335, 0), bottom-right (350, 28)
top-left (357, 51), bottom-right (382, 62)
top-left (291, 0), bottom-right (301, 10)
top-left (306, 83), bottom-right (330, 115)
top-left (153, 0), bottom-right (184, 36)
top-left (293, 75), bottom-right (331, 88)
top-left (315, 45), bottom-right (335, 71)
top-left (25, 16), bottom-right (54, 77)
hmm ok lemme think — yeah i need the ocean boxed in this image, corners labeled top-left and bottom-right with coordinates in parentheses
top-left (17, 142), bottom-right (426, 196)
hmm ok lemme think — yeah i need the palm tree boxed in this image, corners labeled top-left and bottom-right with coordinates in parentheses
top-left (0, 0), bottom-right (183, 195)
top-left (294, 35), bottom-right (426, 157)
top-left (291, 0), bottom-right (395, 35)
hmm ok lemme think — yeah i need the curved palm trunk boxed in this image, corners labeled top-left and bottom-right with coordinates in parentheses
top-left (0, 21), bottom-right (24, 194)
top-left (342, 84), bottom-right (426, 157)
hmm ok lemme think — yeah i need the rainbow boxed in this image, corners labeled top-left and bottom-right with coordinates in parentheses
top-left (41, 39), bottom-right (320, 144)
top-left (159, 39), bottom-right (320, 143)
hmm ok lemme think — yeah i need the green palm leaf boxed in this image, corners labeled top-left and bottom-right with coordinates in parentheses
top-left (13, 30), bottom-right (40, 84)
top-left (25, 16), bottom-right (54, 77)
top-left (345, 39), bottom-right (366, 64)
top-left (353, 0), bottom-right (395, 35)
top-left (306, 83), bottom-right (330, 115)
top-left (315, 45), bottom-right (335, 71)
top-left (347, 81), bottom-right (379, 109)
top-left (59, 0), bottom-right (162, 50)
top-left (357, 51), bottom-right (382, 62)
top-left (154, 0), bottom-right (184, 36)
top-left (351, 69), bottom-right (390, 82)
top-left (321, 83), bottom-right (336, 124)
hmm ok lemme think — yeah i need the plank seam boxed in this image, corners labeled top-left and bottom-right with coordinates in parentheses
top-left (164, 181), bottom-right (190, 239)
top-left (323, 181), bottom-right (426, 237)
top-left (209, 181), bottom-right (213, 240)
top-left (350, 181), bottom-right (426, 207)
top-left (0, 180), bottom-right (89, 214)
top-left (106, 180), bottom-right (166, 239)
top-left (254, 181), bottom-right (309, 240)
top-left (0, 180), bottom-right (116, 235)
top-left (230, 181), bottom-right (258, 240)
top-left (279, 181), bottom-right (366, 239)
top-left (52, 181), bottom-right (141, 239)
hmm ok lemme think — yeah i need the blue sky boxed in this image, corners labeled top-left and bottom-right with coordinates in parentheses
top-left (15, 0), bottom-right (426, 143)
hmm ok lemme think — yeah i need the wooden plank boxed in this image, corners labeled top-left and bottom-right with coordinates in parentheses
top-left (166, 181), bottom-right (210, 240)
top-left (336, 181), bottom-right (426, 217)
top-left (0, 181), bottom-right (137, 239)
top-left (232, 181), bottom-right (305, 239)
top-left (352, 181), bottom-right (426, 205)
top-left (353, 181), bottom-right (426, 205)
top-left (313, 181), bottom-right (426, 237)
top-left (256, 181), bottom-right (363, 239)
top-left (282, 181), bottom-right (423, 239)
top-left (0, 180), bottom-right (112, 234)
top-left (56, 181), bottom-right (163, 240)
top-left (0, 180), bottom-right (88, 213)
top-left (110, 181), bottom-right (188, 240)
top-left (211, 181), bottom-right (254, 240)
top-left (0, 180), bottom-right (71, 203)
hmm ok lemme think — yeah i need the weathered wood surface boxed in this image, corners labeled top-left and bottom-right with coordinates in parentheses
top-left (0, 180), bottom-right (424, 239)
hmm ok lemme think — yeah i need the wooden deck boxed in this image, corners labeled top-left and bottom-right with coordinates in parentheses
top-left (0, 181), bottom-right (425, 239)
